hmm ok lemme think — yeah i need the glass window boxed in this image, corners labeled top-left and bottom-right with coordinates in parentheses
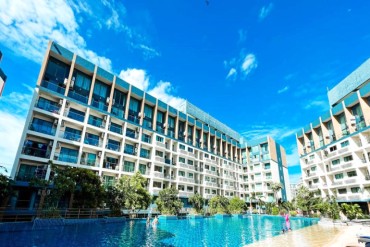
top-left (329, 145), bottom-right (337, 152)
top-left (179, 171), bottom-right (185, 177)
top-left (123, 161), bottom-right (135, 173)
top-left (154, 166), bottom-right (163, 172)
top-left (332, 159), bottom-right (340, 166)
top-left (156, 136), bottom-right (164, 143)
top-left (347, 171), bottom-right (357, 177)
top-left (351, 187), bottom-right (360, 193)
top-left (344, 155), bottom-right (353, 162)
top-left (188, 173), bottom-right (194, 178)
top-left (341, 140), bottom-right (349, 148)
top-left (335, 173), bottom-right (343, 180)
top-left (93, 80), bottom-right (108, 100)
top-left (187, 160), bottom-right (194, 165)
top-left (179, 144), bottom-right (185, 150)
top-left (44, 58), bottom-right (70, 84)
top-left (139, 164), bottom-right (147, 174)
top-left (338, 188), bottom-right (347, 194)
top-left (155, 150), bottom-right (163, 157)
top-left (153, 181), bottom-right (161, 188)
top-left (179, 157), bottom-right (185, 163)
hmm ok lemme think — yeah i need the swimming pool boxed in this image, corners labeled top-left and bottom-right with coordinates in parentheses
top-left (0, 215), bottom-right (319, 247)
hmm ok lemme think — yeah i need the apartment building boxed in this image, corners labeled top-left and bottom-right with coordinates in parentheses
top-left (0, 50), bottom-right (7, 96)
top-left (296, 58), bottom-right (370, 211)
top-left (10, 41), bottom-right (290, 208)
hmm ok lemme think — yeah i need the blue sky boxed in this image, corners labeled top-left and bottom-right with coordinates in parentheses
top-left (1, 1), bottom-right (370, 183)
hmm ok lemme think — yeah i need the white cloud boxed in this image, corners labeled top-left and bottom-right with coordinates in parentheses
top-left (119, 68), bottom-right (150, 91)
top-left (119, 68), bottom-right (185, 109)
top-left (241, 124), bottom-right (301, 143)
top-left (277, 86), bottom-right (289, 94)
top-left (259, 3), bottom-right (274, 20)
top-left (225, 52), bottom-right (257, 80)
top-left (0, 0), bottom-right (112, 70)
top-left (303, 99), bottom-right (328, 111)
top-left (148, 81), bottom-right (186, 109)
top-left (226, 68), bottom-right (237, 80)
top-left (241, 54), bottom-right (258, 76)
top-left (0, 87), bottom-right (33, 176)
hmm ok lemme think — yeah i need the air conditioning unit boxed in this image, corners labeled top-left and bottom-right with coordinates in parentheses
top-left (106, 97), bottom-right (110, 105)
top-left (350, 117), bottom-right (356, 125)
top-left (213, 144), bottom-right (217, 148)
top-left (98, 151), bottom-right (102, 157)
top-left (70, 77), bottom-right (75, 88)
top-left (199, 138), bottom-right (203, 143)
top-left (103, 115), bottom-right (108, 121)
top-left (163, 123), bottom-right (167, 128)
top-left (63, 78), bottom-right (68, 86)
top-left (138, 112), bottom-right (143, 117)
top-left (53, 119), bottom-right (58, 125)
top-left (183, 131), bottom-right (187, 136)
top-left (100, 133), bottom-right (105, 138)
top-left (58, 99), bottom-right (63, 106)
top-left (49, 141), bottom-right (53, 147)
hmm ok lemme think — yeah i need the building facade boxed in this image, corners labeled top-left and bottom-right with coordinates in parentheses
top-left (0, 50), bottom-right (7, 96)
top-left (296, 58), bottom-right (370, 211)
top-left (10, 41), bottom-right (290, 208)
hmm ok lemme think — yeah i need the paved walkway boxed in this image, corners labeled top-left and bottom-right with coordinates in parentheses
top-left (245, 224), bottom-right (370, 247)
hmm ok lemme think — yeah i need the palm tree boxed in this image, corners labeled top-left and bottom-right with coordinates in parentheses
top-left (271, 182), bottom-right (283, 205)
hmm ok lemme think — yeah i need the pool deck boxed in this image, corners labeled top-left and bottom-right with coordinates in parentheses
top-left (245, 223), bottom-right (370, 247)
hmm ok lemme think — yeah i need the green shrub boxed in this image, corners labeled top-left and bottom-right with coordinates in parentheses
top-left (252, 209), bottom-right (259, 214)
top-left (290, 210), bottom-right (297, 217)
top-left (271, 207), bottom-right (279, 215)
top-left (311, 213), bottom-right (320, 218)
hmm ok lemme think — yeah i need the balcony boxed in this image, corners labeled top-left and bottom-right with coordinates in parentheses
top-left (35, 100), bottom-right (60, 114)
top-left (109, 124), bottom-right (122, 135)
top-left (88, 117), bottom-right (104, 128)
top-left (80, 158), bottom-right (98, 167)
top-left (40, 80), bottom-right (66, 95)
top-left (55, 153), bottom-right (78, 163)
top-left (111, 106), bottom-right (124, 119)
top-left (154, 172), bottom-right (164, 178)
top-left (102, 162), bottom-right (119, 170)
top-left (60, 130), bottom-right (81, 142)
top-left (143, 120), bottom-right (153, 129)
top-left (165, 158), bottom-right (171, 165)
top-left (155, 156), bottom-right (165, 163)
top-left (91, 99), bottom-right (108, 112)
top-left (68, 90), bottom-right (89, 104)
top-left (22, 147), bottom-right (50, 159)
top-left (178, 177), bottom-right (195, 183)
top-left (141, 135), bottom-right (151, 144)
top-left (178, 191), bottom-right (194, 198)
top-left (84, 136), bottom-right (101, 147)
top-left (16, 168), bottom-right (46, 182)
top-left (124, 147), bottom-right (136, 156)
top-left (29, 122), bottom-right (56, 136)
top-left (125, 129), bottom-right (137, 139)
top-left (67, 110), bottom-right (85, 122)
top-left (140, 151), bottom-right (151, 159)
top-left (127, 114), bottom-right (140, 124)
top-left (106, 142), bottom-right (121, 152)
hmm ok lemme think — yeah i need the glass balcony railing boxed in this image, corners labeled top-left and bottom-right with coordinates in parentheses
top-left (22, 147), bottom-right (50, 158)
top-left (141, 135), bottom-right (151, 144)
top-left (29, 122), bottom-right (56, 136)
top-left (35, 100), bottom-right (60, 114)
top-left (88, 117), bottom-right (104, 128)
top-left (128, 114), bottom-right (140, 124)
top-left (68, 90), bottom-right (89, 104)
top-left (91, 99), bottom-right (108, 112)
top-left (109, 125), bottom-right (122, 134)
top-left (143, 120), bottom-right (153, 129)
top-left (156, 126), bottom-right (165, 134)
top-left (40, 80), bottom-right (66, 95)
top-left (111, 106), bottom-right (124, 119)
top-left (126, 129), bottom-right (137, 139)
top-left (124, 147), bottom-right (135, 155)
top-left (106, 142), bottom-right (120, 152)
top-left (61, 131), bottom-right (81, 142)
top-left (67, 111), bottom-right (85, 122)
top-left (55, 153), bottom-right (78, 163)
top-left (167, 130), bottom-right (175, 138)
top-left (84, 136), bottom-right (100, 147)
top-left (140, 151), bottom-right (150, 159)
top-left (80, 158), bottom-right (98, 167)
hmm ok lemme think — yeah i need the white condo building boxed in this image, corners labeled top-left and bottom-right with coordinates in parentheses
top-left (10, 41), bottom-right (290, 208)
top-left (297, 58), bottom-right (370, 212)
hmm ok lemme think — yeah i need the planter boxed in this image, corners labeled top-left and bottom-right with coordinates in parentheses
top-left (158, 215), bottom-right (178, 221)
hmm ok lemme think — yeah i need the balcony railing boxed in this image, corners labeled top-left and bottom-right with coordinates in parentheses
top-left (40, 80), bottom-right (66, 95)
top-left (55, 153), bottom-right (78, 163)
top-left (84, 137), bottom-right (101, 147)
top-left (80, 158), bottom-right (98, 167)
top-left (22, 147), bottom-right (50, 159)
top-left (124, 147), bottom-right (136, 155)
top-left (106, 142), bottom-right (121, 152)
top-left (88, 118), bottom-right (104, 128)
top-left (127, 114), bottom-right (140, 124)
top-left (91, 99), bottom-right (108, 112)
top-left (29, 122), bottom-right (56, 136)
top-left (109, 125), bottom-right (122, 135)
top-left (111, 106), bottom-right (124, 119)
top-left (35, 100), bottom-right (60, 114)
top-left (68, 90), bottom-right (89, 104)
top-left (60, 131), bottom-right (81, 142)
top-left (142, 135), bottom-right (151, 144)
top-left (103, 162), bottom-right (119, 170)
top-left (126, 129), bottom-right (137, 139)
top-left (67, 111), bottom-right (85, 122)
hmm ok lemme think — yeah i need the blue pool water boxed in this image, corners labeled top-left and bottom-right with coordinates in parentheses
top-left (0, 215), bottom-right (319, 247)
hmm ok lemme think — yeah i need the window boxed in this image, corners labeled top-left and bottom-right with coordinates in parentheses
top-left (347, 171), bottom-right (357, 177)
top-left (187, 186), bottom-right (193, 192)
top-left (332, 159), bottom-right (340, 166)
top-left (156, 135), bottom-right (164, 143)
top-left (338, 188), bottom-right (347, 194)
top-left (188, 173), bottom-right (194, 178)
top-left (311, 166), bottom-right (316, 171)
top-left (341, 140), bottom-right (349, 148)
top-left (187, 160), bottom-right (194, 165)
top-left (123, 161), bottom-right (135, 173)
top-left (153, 181), bottom-right (161, 188)
top-left (313, 178), bottom-right (319, 184)
top-left (179, 144), bottom-right (186, 150)
top-left (154, 166), bottom-right (163, 172)
top-left (205, 189), bottom-right (210, 194)
top-left (351, 187), bottom-right (360, 193)
top-left (205, 176), bottom-right (210, 182)
top-left (155, 150), bottom-right (164, 157)
top-left (139, 164), bottom-right (146, 174)
top-left (188, 147), bottom-right (193, 153)
top-left (179, 171), bottom-right (185, 177)
top-left (344, 155), bottom-right (353, 162)
top-left (309, 154), bottom-right (314, 160)
top-left (335, 173), bottom-right (343, 180)
top-left (329, 146), bottom-right (337, 152)
top-left (211, 166), bottom-right (216, 172)
top-left (179, 157), bottom-right (186, 163)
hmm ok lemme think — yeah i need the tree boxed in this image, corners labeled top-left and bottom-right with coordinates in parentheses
top-left (155, 187), bottom-right (183, 215)
top-left (295, 186), bottom-right (322, 216)
top-left (115, 172), bottom-right (151, 213)
top-left (271, 182), bottom-right (283, 205)
top-left (209, 195), bottom-right (229, 215)
top-left (105, 186), bottom-right (124, 216)
top-left (249, 192), bottom-right (256, 212)
top-left (341, 203), bottom-right (363, 220)
top-left (47, 166), bottom-right (105, 208)
top-left (0, 174), bottom-right (13, 206)
top-left (228, 196), bottom-right (246, 214)
top-left (189, 193), bottom-right (204, 214)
